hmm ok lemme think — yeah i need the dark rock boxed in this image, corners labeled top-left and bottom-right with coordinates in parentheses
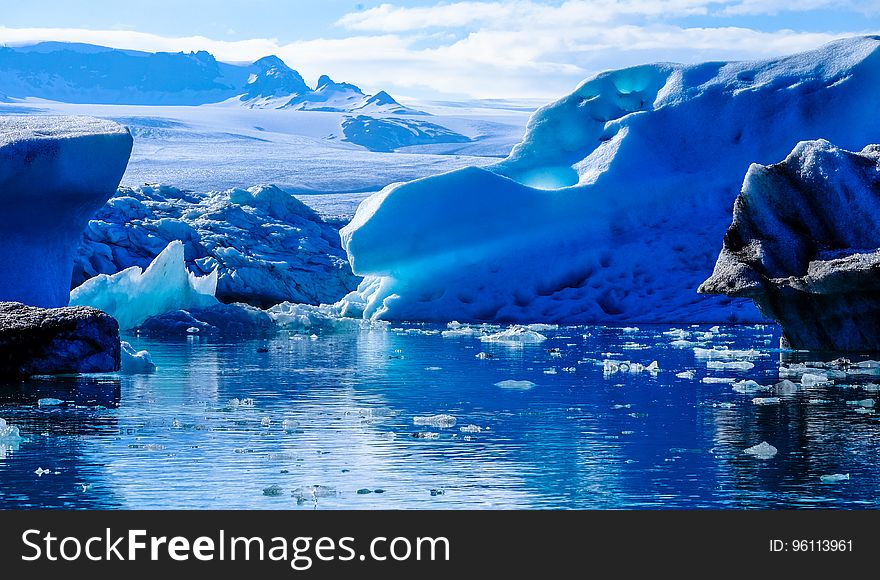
top-left (700, 140), bottom-right (880, 351)
top-left (0, 302), bottom-right (120, 376)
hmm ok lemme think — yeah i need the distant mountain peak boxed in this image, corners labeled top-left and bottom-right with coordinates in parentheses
top-left (316, 74), bottom-right (334, 89)
top-left (241, 54), bottom-right (310, 101)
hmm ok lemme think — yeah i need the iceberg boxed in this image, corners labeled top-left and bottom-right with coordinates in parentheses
top-left (0, 116), bottom-right (132, 307)
top-left (340, 36), bottom-right (880, 323)
top-left (70, 240), bottom-right (218, 330)
top-left (743, 441), bottom-right (777, 459)
top-left (75, 184), bottom-right (357, 308)
top-left (700, 139), bottom-right (880, 350)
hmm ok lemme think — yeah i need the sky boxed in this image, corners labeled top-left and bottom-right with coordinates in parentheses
top-left (1, 1), bottom-right (878, 100)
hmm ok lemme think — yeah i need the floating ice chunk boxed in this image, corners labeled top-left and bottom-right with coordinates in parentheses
top-left (773, 379), bottom-right (800, 395)
top-left (494, 379), bottom-right (536, 390)
top-left (752, 397), bottom-right (781, 405)
top-left (846, 399), bottom-right (876, 407)
top-left (543, 368), bottom-right (558, 374)
top-left (35, 467), bottom-right (51, 477)
top-left (743, 441), bottom-right (777, 459)
top-left (37, 398), bottom-right (63, 406)
top-left (0, 417), bottom-right (23, 452)
top-left (70, 241), bottom-right (218, 330)
top-left (702, 377), bottom-right (736, 384)
top-left (526, 323), bottom-right (558, 331)
top-left (801, 372), bottom-right (830, 386)
top-left (413, 414), bottom-right (457, 428)
top-left (411, 432), bottom-right (440, 439)
top-left (820, 473), bottom-right (850, 484)
top-left (732, 380), bottom-right (770, 394)
top-left (693, 347), bottom-right (766, 360)
top-left (808, 398), bottom-right (830, 404)
top-left (603, 359), bottom-right (659, 376)
top-left (424, 366), bottom-right (442, 371)
top-left (706, 360), bottom-right (754, 371)
top-left (475, 352), bottom-right (493, 360)
top-left (459, 424), bottom-right (483, 433)
top-left (852, 407), bottom-right (873, 414)
top-left (479, 326), bottom-right (547, 345)
top-left (713, 402), bottom-right (736, 409)
top-left (120, 341), bottom-right (156, 374)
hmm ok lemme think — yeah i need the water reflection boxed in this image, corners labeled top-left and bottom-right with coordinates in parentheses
top-left (2, 323), bottom-right (880, 509)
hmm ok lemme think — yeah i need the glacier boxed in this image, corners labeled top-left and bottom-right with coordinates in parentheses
top-left (340, 36), bottom-right (880, 323)
top-left (700, 140), bottom-right (880, 351)
top-left (0, 116), bottom-right (132, 307)
top-left (70, 240), bottom-right (218, 330)
top-left (74, 184), bottom-right (358, 308)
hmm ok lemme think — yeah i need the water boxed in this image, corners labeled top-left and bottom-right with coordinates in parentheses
top-left (2, 323), bottom-right (880, 509)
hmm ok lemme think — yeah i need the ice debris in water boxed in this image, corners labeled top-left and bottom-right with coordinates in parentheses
top-left (1, 417), bottom-right (23, 458)
top-left (752, 397), bottom-right (780, 405)
top-left (702, 377), bottom-right (735, 384)
top-left (693, 347), bottom-right (767, 360)
top-left (479, 326), bottom-right (547, 345)
top-left (120, 341), bottom-right (156, 374)
top-left (475, 352), bottom-right (493, 360)
top-left (732, 380), bottom-right (770, 394)
top-left (773, 379), bottom-right (800, 395)
top-left (459, 424), bottom-right (483, 433)
top-left (602, 360), bottom-right (659, 376)
top-left (800, 373), bottom-right (830, 386)
top-left (743, 441), bottom-right (777, 459)
top-left (820, 473), bottom-right (850, 484)
top-left (494, 379), bottom-right (536, 390)
top-left (37, 398), bottom-right (63, 406)
top-left (413, 414), bottom-right (457, 428)
top-left (675, 370), bottom-right (696, 379)
top-left (706, 360), bottom-right (754, 371)
top-left (846, 399), bottom-right (876, 407)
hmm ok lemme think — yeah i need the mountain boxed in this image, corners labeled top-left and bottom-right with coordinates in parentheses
top-left (0, 42), bottom-right (418, 114)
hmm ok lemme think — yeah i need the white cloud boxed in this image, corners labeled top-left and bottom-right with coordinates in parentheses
top-left (0, 0), bottom-right (876, 101)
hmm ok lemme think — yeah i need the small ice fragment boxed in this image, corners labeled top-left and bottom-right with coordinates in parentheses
top-left (713, 402), bottom-right (736, 409)
top-left (732, 380), bottom-right (769, 394)
top-left (801, 373), bottom-right (829, 386)
top-left (562, 367), bottom-right (576, 373)
top-left (676, 370), bottom-right (696, 379)
top-left (846, 398), bottom-right (875, 407)
top-left (37, 398), bottom-right (63, 407)
top-left (743, 441), bottom-right (777, 459)
top-left (260, 417), bottom-right (272, 427)
top-left (185, 326), bottom-right (200, 334)
top-left (543, 368), bottom-right (558, 374)
top-left (424, 366), bottom-right (442, 371)
top-left (807, 399), bottom-right (830, 404)
top-left (475, 352), bottom-right (493, 360)
top-left (494, 380), bottom-right (535, 390)
top-left (459, 424), bottom-right (482, 433)
top-left (479, 326), bottom-right (547, 345)
top-left (621, 327), bottom-right (640, 333)
top-left (263, 485), bottom-right (284, 497)
top-left (35, 467), bottom-right (51, 477)
top-left (120, 341), bottom-right (156, 374)
top-left (0, 418), bottom-right (23, 440)
top-left (853, 407), bottom-right (873, 414)
top-left (241, 398), bottom-right (255, 406)
top-left (706, 360), bottom-right (754, 371)
top-left (413, 414), bottom-right (457, 428)
top-left (702, 377), bottom-right (735, 384)
top-left (819, 473), bottom-right (850, 484)
top-left (773, 379), bottom-right (799, 395)
top-left (411, 432), bottom-right (440, 439)
top-left (430, 489), bottom-right (445, 496)
top-left (752, 397), bottom-right (781, 405)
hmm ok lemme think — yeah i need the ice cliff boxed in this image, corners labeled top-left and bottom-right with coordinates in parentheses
top-left (0, 116), bottom-right (132, 308)
top-left (700, 140), bottom-right (880, 351)
top-left (340, 36), bottom-right (880, 323)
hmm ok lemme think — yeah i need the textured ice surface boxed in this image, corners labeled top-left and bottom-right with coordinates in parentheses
top-left (70, 240), bottom-right (218, 330)
top-left (820, 473), bottom-right (850, 484)
top-left (0, 115), bottom-right (132, 307)
top-left (75, 184), bottom-right (357, 308)
top-left (340, 36), bottom-right (880, 323)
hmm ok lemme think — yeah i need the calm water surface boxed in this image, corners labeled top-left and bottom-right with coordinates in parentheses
top-left (2, 323), bottom-right (879, 509)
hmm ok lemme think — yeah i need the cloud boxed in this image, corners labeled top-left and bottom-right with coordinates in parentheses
top-left (0, 0), bottom-right (876, 101)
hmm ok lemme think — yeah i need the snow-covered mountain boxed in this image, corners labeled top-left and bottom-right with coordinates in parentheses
top-left (0, 42), bottom-right (417, 114)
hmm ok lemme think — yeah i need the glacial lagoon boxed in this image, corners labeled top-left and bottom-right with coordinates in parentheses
top-left (2, 323), bottom-right (879, 509)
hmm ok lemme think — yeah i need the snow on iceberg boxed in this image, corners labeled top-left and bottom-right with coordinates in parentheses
top-left (340, 36), bottom-right (880, 323)
top-left (75, 184), bottom-right (358, 308)
top-left (0, 116), bottom-right (132, 307)
top-left (120, 341), bottom-right (156, 374)
top-left (70, 240), bottom-right (218, 330)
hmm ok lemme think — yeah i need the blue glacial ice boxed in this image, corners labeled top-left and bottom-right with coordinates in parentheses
top-left (340, 36), bottom-right (880, 323)
top-left (0, 116), bottom-right (132, 307)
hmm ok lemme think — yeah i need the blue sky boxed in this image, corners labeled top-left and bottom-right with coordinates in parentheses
top-left (1, 1), bottom-right (878, 99)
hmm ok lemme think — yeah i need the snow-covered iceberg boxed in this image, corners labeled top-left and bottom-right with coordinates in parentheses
top-left (700, 140), bottom-right (880, 351)
top-left (340, 36), bottom-right (880, 323)
top-left (0, 116), bottom-right (132, 307)
top-left (70, 240), bottom-right (218, 330)
top-left (75, 184), bottom-right (358, 308)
